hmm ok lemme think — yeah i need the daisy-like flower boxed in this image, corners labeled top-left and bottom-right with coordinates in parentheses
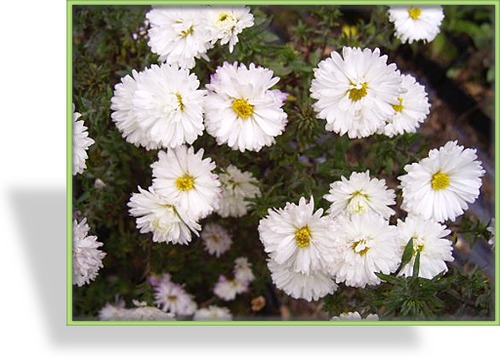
top-left (324, 170), bottom-right (396, 219)
top-left (331, 311), bottom-right (379, 321)
top-left (73, 218), bottom-right (106, 287)
top-left (310, 47), bottom-right (402, 139)
top-left (397, 215), bottom-right (453, 279)
top-left (217, 165), bottom-right (261, 218)
top-left (388, 6), bottom-right (445, 44)
top-left (206, 6), bottom-right (254, 52)
top-left (213, 275), bottom-right (248, 301)
top-left (193, 305), bottom-right (232, 321)
top-left (380, 73), bottom-right (431, 137)
top-left (151, 146), bottom-right (221, 220)
top-left (201, 223), bottom-right (232, 257)
top-left (128, 186), bottom-right (201, 245)
top-left (98, 300), bottom-right (128, 320)
top-left (111, 64), bottom-right (206, 150)
top-left (267, 260), bottom-right (338, 302)
top-left (205, 61), bottom-right (288, 152)
top-left (127, 300), bottom-right (176, 321)
top-left (146, 7), bottom-right (213, 69)
top-left (150, 273), bottom-right (197, 316)
top-left (258, 196), bottom-right (336, 275)
top-left (398, 140), bottom-right (485, 222)
top-left (72, 104), bottom-right (94, 175)
top-left (330, 213), bottom-right (401, 288)
top-left (233, 257), bottom-right (255, 284)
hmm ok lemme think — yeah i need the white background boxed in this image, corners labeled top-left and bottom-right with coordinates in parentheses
top-left (0, 1), bottom-right (497, 355)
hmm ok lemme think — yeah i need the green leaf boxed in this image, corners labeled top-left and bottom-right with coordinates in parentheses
top-left (412, 251), bottom-right (421, 279)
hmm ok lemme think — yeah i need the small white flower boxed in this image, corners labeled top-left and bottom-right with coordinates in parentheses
top-left (487, 218), bottom-right (495, 248)
top-left (213, 275), bottom-right (248, 301)
top-left (331, 311), bottom-right (379, 320)
top-left (310, 47), bottom-right (402, 138)
top-left (258, 196), bottom-right (336, 275)
top-left (205, 61), bottom-right (288, 152)
top-left (217, 165), bottom-right (261, 217)
top-left (127, 301), bottom-right (176, 321)
top-left (146, 7), bottom-right (213, 69)
top-left (234, 257), bottom-right (255, 284)
top-left (73, 218), bottom-right (106, 287)
top-left (128, 186), bottom-right (201, 245)
top-left (72, 104), bottom-right (95, 175)
top-left (267, 259), bottom-right (338, 302)
top-left (98, 300), bottom-right (128, 320)
top-left (206, 6), bottom-right (254, 52)
top-left (193, 305), bottom-right (232, 321)
top-left (380, 73), bottom-right (431, 137)
top-left (151, 145), bottom-right (221, 220)
top-left (150, 273), bottom-right (197, 316)
top-left (201, 223), bottom-right (232, 257)
top-left (388, 6), bottom-right (445, 44)
top-left (397, 215), bottom-right (454, 279)
top-left (398, 140), bottom-right (485, 222)
top-left (330, 213), bottom-right (401, 288)
top-left (324, 170), bottom-right (396, 219)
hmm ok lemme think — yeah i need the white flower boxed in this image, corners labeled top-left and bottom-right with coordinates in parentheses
top-left (258, 196), bottom-right (337, 275)
top-left (72, 104), bottom-right (94, 175)
top-left (128, 186), bottom-right (201, 245)
top-left (111, 64), bottom-right (206, 150)
top-left (72, 218), bottom-right (106, 287)
top-left (151, 146), bottom-right (221, 219)
top-left (487, 218), bottom-right (495, 248)
top-left (324, 170), bottom-right (396, 219)
top-left (397, 215), bottom-right (453, 279)
top-left (330, 213), bottom-right (401, 288)
top-left (267, 260), bottom-right (338, 302)
top-left (201, 223), bottom-right (232, 257)
top-left (127, 300), bottom-right (176, 321)
top-left (217, 165), bottom-right (261, 217)
top-left (380, 73), bottom-right (431, 137)
top-left (193, 305), bottom-right (233, 321)
top-left (150, 273), bottom-right (197, 316)
top-left (310, 47), bottom-right (402, 138)
top-left (398, 141), bottom-right (485, 222)
top-left (213, 275), bottom-right (248, 301)
top-left (234, 257), bottom-right (255, 284)
top-left (206, 6), bottom-right (254, 52)
top-left (205, 61), bottom-right (288, 152)
top-left (331, 311), bottom-right (379, 320)
top-left (388, 6), bottom-right (445, 44)
top-left (98, 300), bottom-right (128, 320)
top-left (146, 7), bottom-right (213, 69)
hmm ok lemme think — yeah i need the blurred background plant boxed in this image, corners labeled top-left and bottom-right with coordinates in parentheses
top-left (72, 4), bottom-right (495, 321)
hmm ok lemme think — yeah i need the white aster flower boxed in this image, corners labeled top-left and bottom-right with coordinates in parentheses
top-left (217, 165), bottom-right (261, 217)
top-left (151, 146), bottom-right (221, 219)
top-left (258, 196), bottom-right (336, 275)
top-left (146, 7), bottom-right (213, 69)
top-left (98, 300), bottom-right (128, 320)
top-left (213, 275), bottom-right (248, 301)
top-left (128, 186), bottom-right (201, 245)
top-left (398, 140), bottom-right (485, 222)
top-left (234, 257), bottom-right (255, 284)
top-left (72, 104), bottom-right (95, 175)
top-left (324, 170), bottom-right (396, 219)
top-left (193, 305), bottom-right (233, 321)
top-left (150, 273), bottom-right (197, 316)
top-left (487, 218), bottom-right (495, 248)
top-left (397, 215), bottom-right (453, 279)
top-left (330, 213), bottom-right (401, 288)
top-left (267, 260), bottom-right (338, 302)
top-left (381, 73), bottom-right (431, 137)
top-left (331, 311), bottom-right (379, 321)
top-left (388, 6), bottom-right (445, 44)
top-left (111, 64), bottom-right (206, 150)
top-left (310, 47), bottom-right (402, 138)
top-left (206, 6), bottom-right (254, 52)
top-left (127, 300), bottom-right (176, 321)
top-left (201, 223), bottom-right (232, 257)
top-left (205, 61), bottom-right (288, 152)
top-left (72, 218), bottom-right (106, 287)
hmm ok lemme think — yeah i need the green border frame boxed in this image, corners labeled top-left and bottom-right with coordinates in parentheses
top-left (67, 0), bottom-right (500, 326)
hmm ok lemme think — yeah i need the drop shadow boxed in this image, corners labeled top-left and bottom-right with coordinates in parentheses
top-left (11, 187), bottom-right (419, 349)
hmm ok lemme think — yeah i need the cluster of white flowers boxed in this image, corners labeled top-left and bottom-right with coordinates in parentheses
top-left (331, 311), bottom-right (379, 321)
top-left (214, 257), bottom-right (255, 301)
top-left (99, 299), bottom-right (175, 321)
top-left (217, 165), bottom-right (261, 217)
top-left (149, 273), bottom-right (198, 316)
top-left (388, 6), bottom-right (445, 44)
top-left (72, 104), bottom-right (94, 175)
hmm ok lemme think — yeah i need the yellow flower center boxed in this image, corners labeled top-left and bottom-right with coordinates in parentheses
top-left (431, 171), bottom-right (450, 191)
top-left (352, 238), bottom-right (370, 256)
top-left (408, 7), bottom-right (422, 20)
top-left (218, 13), bottom-right (229, 22)
top-left (180, 25), bottom-right (194, 38)
top-left (175, 174), bottom-right (195, 192)
top-left (392, 97), bottom-right (404, 113)
top-left (294, 226), bottom-right (311, 248)
top-left (232, 98), bottom-right (254, 119)
top-left (176, 93), bottom-right (185, 111)
top-left (348, 82), bottom-right (368, 102)
top-left (412, 236), bottom-right (425, 255)
top-left (167, 295), bottom-right (178, 302)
